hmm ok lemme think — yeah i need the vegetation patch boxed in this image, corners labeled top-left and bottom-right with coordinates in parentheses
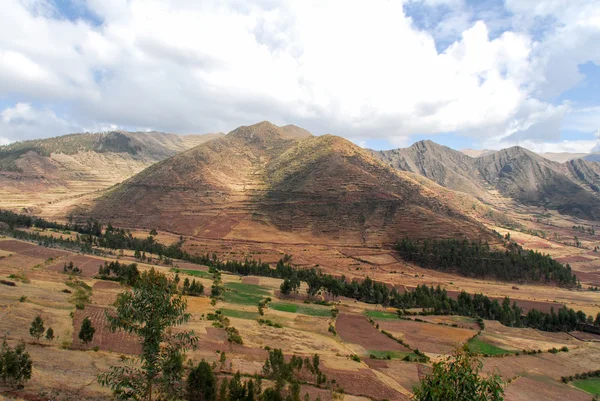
top-left (270, 302), bottom-right (331, 317)
top-left (368, 350), bottom-right (414, 360)
top-left (467, 337), bottom-right (513, 356)
top-left (222, 291), bottom-right (263, 305)
top-left (220, 308), bottom-right (259, 320)
top-left (171, 268), bottom-right (212, 279)
top-left (365, 310), bottom-right (398, 320)
top-left (572, 378), bottom-right (600, 395)
top-left (224, 281), bottom-right (270, 296)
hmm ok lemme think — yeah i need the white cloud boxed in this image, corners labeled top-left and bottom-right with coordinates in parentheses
top-left (0, 102), bottom-right (85, 141)
top-left (0, 0), bottom-right (598, 148)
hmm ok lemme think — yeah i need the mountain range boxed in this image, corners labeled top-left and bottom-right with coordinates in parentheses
top-left (2, 123), bottom-right (600, 244)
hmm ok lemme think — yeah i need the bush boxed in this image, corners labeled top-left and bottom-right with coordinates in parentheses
top-left (0, 339), bottom-right (32, 388)
top-left (79, 317), bottom-right (95, 344)
top-left (350, 354), bottom-right (361, 362)
top-left (29, 316), bottom-right (44, 340)
top-left (187, 360), bottom-right (216, 401)
top-left (413, 347), bottom-right (503, 401)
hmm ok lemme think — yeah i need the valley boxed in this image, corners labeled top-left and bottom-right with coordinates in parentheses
top-left (1, 123), bottom-right (600, 401)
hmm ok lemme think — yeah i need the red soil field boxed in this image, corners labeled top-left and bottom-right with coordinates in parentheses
top-left (72, 305), bottom-right (141, 354)
top-left (241, 276), bottom-right (261, 285)
top-left (322, 366), bottom-right (409, 400)
top-left (377, 319), bottom-right (477, 354)
top-left (0, 240), bottom-right (38, 253)
top-left (503, 377), bottom-right (590, 401)
top-left (335, 313), bottom-right (410, 352)
top-left (0, 239), bottom-right (69, 259)
top-left (555, 256), bottom-right (594, 263)
top-left (47, 255), bottom-right (105, 277)
top-left (569, 331), bottom-right (600, 341)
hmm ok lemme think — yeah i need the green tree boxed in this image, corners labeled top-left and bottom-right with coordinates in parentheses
top-left (79, 317), bottom-right (95, 344)
top-left (413, 347), bottom-right (503, 401)
top-left (0, 339), bottom-right (32, 388)
top-left (29, 316), bottom-right (44, 341)
top-left (186, 360), bottom-right (216, 401)
top-left (45, 327), bottom-right (54, 341)
top-left (98, 268), bottom-right (197, 401)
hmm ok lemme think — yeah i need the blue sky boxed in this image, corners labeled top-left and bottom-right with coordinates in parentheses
top-left (1, 0), bottom-right (599, 153)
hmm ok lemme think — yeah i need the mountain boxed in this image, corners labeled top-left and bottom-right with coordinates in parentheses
top-left (0, 130), bottom-right (222, 214)
top-left (90, 122), bottom-right (491, 244)
top-left (372, 141), bottom-right (600, 220)
top-left (460, 149), bottom-right (497, 158)
top-left (370, 140), bottom-right (490, 201)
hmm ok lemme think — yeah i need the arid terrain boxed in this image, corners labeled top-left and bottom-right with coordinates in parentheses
top-left (1, 123), bottom-right (600, 400)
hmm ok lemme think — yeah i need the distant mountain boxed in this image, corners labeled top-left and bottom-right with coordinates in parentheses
top-left (90, 122), bottom-right (490, 244)
top-left (0, 130), bottom-right (222, 214)
top-left (583, 153), bottom-right (600, 163)
top-left (539, 152), bottom-right (587, 163)
top-left (373, 141), bottom-right (600, 220)
top-left (460, 149), bottom-right (497, 158)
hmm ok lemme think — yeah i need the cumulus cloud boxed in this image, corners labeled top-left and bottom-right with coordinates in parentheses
top-left (0, 0), bottom-right (598, 150)
top-left (0, 102), bottom-right (85, 141)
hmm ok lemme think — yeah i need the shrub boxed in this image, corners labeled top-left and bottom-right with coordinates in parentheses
top-left (413, 347), bottom-right (503, 401)
top-left (79, 317), bottom-right (95, 345)
top-left (0, 339), bottom-right (32, 388)
top-left (29, 316), bottom-right (44, 340)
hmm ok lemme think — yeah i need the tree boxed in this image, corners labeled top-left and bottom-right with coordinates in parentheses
top-left (29, 316), bottom-right (44, 341)
top-left (413, 347), bottom-right (504, 401)
top-left (0, 339), bottom-right (32, 388)
top-left (79, 317), bottom-right (95, 345)
top-left (98, 268), bottom-right (198, 401)
top-left (280, 279), bottom-right (292, 296)
top-left (45, 327), bottom-right (54, 341)
top-left (187, 360), bottom-right (216, 401)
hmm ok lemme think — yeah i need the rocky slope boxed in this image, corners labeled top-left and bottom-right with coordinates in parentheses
top-left (373, 142), bottom-right (600, 220)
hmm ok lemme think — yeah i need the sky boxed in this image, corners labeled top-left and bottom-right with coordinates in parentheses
top-left (0, 0), bottom-right (599, 152)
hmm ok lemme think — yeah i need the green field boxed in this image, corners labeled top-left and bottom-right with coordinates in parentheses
top-left (224, 282), bottom-right (270, 296)
top-left (270, 302), bottom-right (332, 317)
top-left (467, 337), bottom-right (513, 356)
top-left (220, 308), bottom-right (259, 320)
top-left (573, 378), bottom-right (600, 395)
top-left (365, 310), bottom-right (399, 320)
top-left (222, 291), bottom-right (264, 305)
top-left (368, 350), bottom-right (413, 360)
top-left (171, 268), bottom-right (212, 279)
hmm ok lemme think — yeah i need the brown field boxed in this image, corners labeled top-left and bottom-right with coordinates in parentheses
top-left (335, 313), bottom-right (411, 353)
top-left (503, 377), bottom-right (590, 401)
top-left (406, 315), bottom-right (481, 330)
top-left (0, 224), bottom-right (599, 401)
top-left (569, 331), bottom-right (600, 341)
top-left (47, 255), bottom-right (106, 277)
top-left (376, 319), bottom-right (477, 354)
top-left (479, 320), bottom-right (578, 351)
top-left (72, 305), bottom-right (142, 354)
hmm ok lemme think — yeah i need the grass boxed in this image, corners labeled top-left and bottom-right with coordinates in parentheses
top-left (467, 337), bottom-right (513, 356)
top-left (572, 378), bottom-right (600, 395)
top-left (222, 291), bottom-right (264, 305)
top-left (365, 310), bottom-right (398, 320)
top-left (368, 350), bottom-right (414, 360)
top-left (220, 308), bottom-right (259, 320)
top-left (224, 282), bottom-right (270, 296)
top-left (270, 302), bottom-right (331, 317)
top-left (171, 268), bottom-right (212, 279)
